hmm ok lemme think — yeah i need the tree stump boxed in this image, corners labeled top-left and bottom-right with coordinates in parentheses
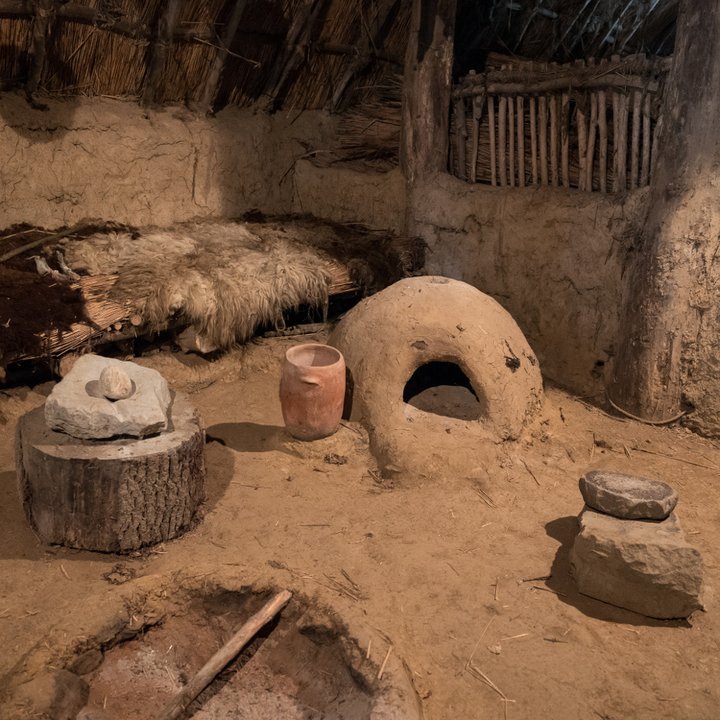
top-left (16, 393), bottom-right (206, 552)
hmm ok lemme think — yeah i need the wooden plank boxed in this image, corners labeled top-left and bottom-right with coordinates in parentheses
top-left (498, 96), bottom-right (507, 186)
top-left (517, 96), bottom-right (525, 187)
top-left (488, 95), bottom-right (497, 186)
top-left (641, 92), bottom-right (651, 186)
top-left (530, 96), bottom-right (538, 184)
top-left (538, 95), bottom-right (548, 186)
top-left (630, 89), bottom-right (642, 188)
top-left (598, 89), bottom-right (607, 192)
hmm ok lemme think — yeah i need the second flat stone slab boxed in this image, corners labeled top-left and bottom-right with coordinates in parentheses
top-left (579, 469), bottom-right (678, 520)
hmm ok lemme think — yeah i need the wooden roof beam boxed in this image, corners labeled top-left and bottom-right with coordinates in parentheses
top-left (199, 0), bottom-right (249, 113)
top-left (141, 0), bottom-right (181, 106)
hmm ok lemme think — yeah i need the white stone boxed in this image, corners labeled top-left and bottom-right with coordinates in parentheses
top-left (99, 366), bottom-right (134, 400)
top-left (45, 355), bottom-right (171, 439)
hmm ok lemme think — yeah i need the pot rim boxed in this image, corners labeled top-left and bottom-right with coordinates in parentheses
top-left (284, 343), bottom-right (344, 369)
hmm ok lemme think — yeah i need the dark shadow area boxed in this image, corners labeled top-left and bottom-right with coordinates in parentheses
top-left (206, 422), bottom-right (294, 455)
top-left (544, 516), bottom-right (690, 628)
top-left (403, 361), bottom-right (481, 421)
top-left (0, 469), bottom-right (46, 561)
top-left (202, 439), bottom-right (236, 513)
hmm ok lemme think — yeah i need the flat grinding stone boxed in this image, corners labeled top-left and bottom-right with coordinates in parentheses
top-left (579, 469), bottom-right (678, 520)
top-left (45, 354), bottom-right (171, 439)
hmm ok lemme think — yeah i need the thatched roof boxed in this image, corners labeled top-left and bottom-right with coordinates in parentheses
top-left (0, 0), bottom-right (677, 113)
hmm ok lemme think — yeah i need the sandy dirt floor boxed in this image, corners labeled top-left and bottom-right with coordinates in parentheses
top-left (1, 334), bottom-right (719, 720)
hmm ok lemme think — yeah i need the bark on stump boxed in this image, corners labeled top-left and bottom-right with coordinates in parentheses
top-left (16, 393), bottom-right (206, 552)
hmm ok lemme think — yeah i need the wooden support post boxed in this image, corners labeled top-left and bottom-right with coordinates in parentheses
top-left (640, 93), bottom-right (651, 186)
top-left (488, 95), bottom-right (497, 186)
top-left (26, 0), bottom-right (53, 99)
top-left (530, 95), bottom-right (538, 184)
top-left (142, 0), bottom-right (181, 106)
top-left (630, 89), bottom-right (642, 188)
top-left (609, 0), bottom-right (720, 424)
top-left (199, 0), bottom-right (248, 112)
top-left (498, 96), bottom-right (507, 186)
top-left (538, 95), bottom-right (548, 185)
top-left (517, 95), bottom-right (525, 187)
top-left (561, 92), bottom-right (569, 187)
top-left (598, 89), bottom-right (608, 192)
top-left (401, 0), bottom-right (457, 234)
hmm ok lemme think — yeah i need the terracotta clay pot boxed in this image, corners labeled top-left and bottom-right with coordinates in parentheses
top-left (280, 343), bottom-right (346, 440)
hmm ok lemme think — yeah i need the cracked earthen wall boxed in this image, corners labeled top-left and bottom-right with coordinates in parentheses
top-left (0, 94), bottom-right (334, 228)
top-left (293, 161), bottom-right (649, 397)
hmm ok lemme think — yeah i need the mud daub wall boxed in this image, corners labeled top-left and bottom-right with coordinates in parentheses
top-left (0, 94), bottom-right (333, 228)
top-left (293, 161), bottom-right (649, 397)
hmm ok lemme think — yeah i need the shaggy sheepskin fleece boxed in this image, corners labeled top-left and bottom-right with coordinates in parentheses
top-left (62, 218), bottom-right (422, 349)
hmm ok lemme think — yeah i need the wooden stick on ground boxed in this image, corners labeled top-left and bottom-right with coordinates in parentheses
top-left (155, 590), bottom-right (292, 720)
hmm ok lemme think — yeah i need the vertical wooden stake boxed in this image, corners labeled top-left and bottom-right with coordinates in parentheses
top-left (488, 95), bottom-right (497, 186)
top-left (517, 95), bottom-right (525, 187)
top-left (454, 98), bottom-right (467, 180)
top-left (498, 96), bottom-right (507, 186)
top-left (539, 95), bottom-right (548, 185)
top-left (586, 92), bottom-right (598, 191)
top-left (630, 89), bottom-right (642, 188)
top-left (577, 100), bottom-right (588, 191)
top-left (530, 96), bottom-right (538, 184)
top-left (617, 92), bottom-right (629, 191)
top-left (549, 95), bottom-right (559, 186)
top-left (598, 89), bottom-right (608, 192)
top-left (470, 91), bottom-right (483, 183)
top-left (612, 91), bottom-right (621, 191)
top-left (640, 92), bottom-right (651, 186)
top-left (561, 92), bottom-right (570, 188)
top-left (508, 96), bottom-right (515, 187)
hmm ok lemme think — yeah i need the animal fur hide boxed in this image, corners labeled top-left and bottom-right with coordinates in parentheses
top-left (61, 217), bottom-right (423, 349)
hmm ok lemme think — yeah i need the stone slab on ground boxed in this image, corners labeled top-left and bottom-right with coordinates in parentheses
top-left (570, 509), bottom-right (703, 619)
top-left (579, 469), bottom-right (678, 520)
top-left (45, 354), bottom-right (171, 439)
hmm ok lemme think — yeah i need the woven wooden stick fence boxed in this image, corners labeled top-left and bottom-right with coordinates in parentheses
top-left (450, 54), bottom-right (671, 192)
